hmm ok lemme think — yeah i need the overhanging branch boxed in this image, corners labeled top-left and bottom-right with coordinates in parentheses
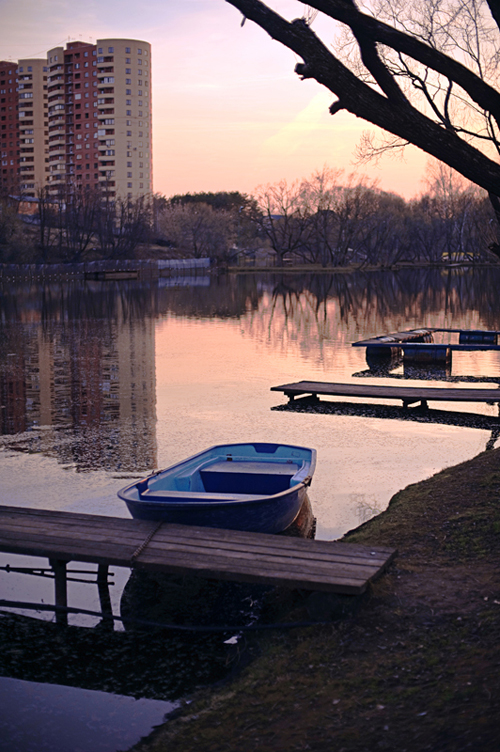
top-left (225, 0), bottom-right (500, 197)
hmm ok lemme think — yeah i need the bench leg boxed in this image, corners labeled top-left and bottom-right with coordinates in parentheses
top-left (50, 558), bottom-right (68, 626)
top-left (97, 564), bottom-right (114, 630)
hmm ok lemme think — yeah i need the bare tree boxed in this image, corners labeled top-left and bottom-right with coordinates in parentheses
top-left (254, 179), bottom-right (312, 264)
top-left (95, 195), bottom-right (152, 259)
top-left (158, 202), bottom-right (238, 260)
top-left (62, 186), bottom-right (100, 262)
top-left (225, 0), bottom-right (500, 252)
top-left (36, 186), bottom-right (59, 262)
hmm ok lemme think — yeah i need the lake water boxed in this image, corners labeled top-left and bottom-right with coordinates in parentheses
top-left (1, 267), bottom-right (500, 749)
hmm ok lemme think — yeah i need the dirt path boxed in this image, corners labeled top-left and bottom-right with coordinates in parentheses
top-left (132, 447), bottom-right (500, 752)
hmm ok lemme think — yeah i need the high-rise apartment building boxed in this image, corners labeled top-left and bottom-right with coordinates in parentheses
top-left (1, 38), bottom-right (152, 200)
top-left (18, 58), bottom-right (49, 194)
top-left (0, 60), bottom-right (22, 192)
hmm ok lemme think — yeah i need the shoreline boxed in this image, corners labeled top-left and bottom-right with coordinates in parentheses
top-left (130, 446), bottom-right (500, 752)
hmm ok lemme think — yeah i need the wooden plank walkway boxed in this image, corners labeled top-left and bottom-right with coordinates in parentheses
top-left (0, 505), bottom-right (395, 596)
top-left (271, 380), bottom-right (500, 408)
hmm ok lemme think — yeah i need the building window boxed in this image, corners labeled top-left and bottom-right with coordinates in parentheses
top-left (138, 48), bottom-right (142, 54)
top-left (127, 130), bottom-right (131, 136)
top-left (126, 68), bottom-right (131, 74)
top-left (125, 78), bottom-right (131, 85)
top-left (108, 47), bottom-right (114, 53)
top-left (98, 48), bottom-right (103, 54)
top-left (126, 110), bottom-right (131, 116)
top-left (126, 89), bottom-right (131, 95)
top-left (125, 47), bottom-right (131, 53)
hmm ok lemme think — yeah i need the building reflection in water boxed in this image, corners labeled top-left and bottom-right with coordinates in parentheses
top-left (0, 283), bottom-right (157, 473)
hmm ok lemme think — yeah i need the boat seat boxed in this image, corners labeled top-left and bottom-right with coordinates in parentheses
top-left (200, 460), bottom-right (300, 495)
top-left (140, 489), bottom-right (265, 502)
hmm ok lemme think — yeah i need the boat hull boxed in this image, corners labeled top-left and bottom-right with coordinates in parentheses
top-left (121, 483), bottom-right (309, 533)
top-left (118, 442), bottom-right (316, 534)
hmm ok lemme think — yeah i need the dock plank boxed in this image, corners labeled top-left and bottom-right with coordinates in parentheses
top-left (0, 505), bottom-right (396, 595)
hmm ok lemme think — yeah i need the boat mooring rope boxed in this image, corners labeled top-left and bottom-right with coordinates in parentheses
top-left (129, 520), bottom-right (164, 565)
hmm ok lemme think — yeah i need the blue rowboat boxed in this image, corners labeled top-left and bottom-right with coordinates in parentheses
top-left (117, 442), bottom-right (316, 533)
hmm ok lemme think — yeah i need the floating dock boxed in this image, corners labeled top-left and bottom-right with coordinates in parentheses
top-left (271, 380), bottom-right (500, 409)
top-left (0, 505), bottom-right (396, 623)
top-left (352, 328), bottom-right (500, 367)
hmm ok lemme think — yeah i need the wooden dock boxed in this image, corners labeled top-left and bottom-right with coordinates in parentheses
top-left (0, 506), bottom-right (396, 620)
top-left (271, 380), bottom-right (500, 409)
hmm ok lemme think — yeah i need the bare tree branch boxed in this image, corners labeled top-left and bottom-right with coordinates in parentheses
top-left (225, 0), bottom-right (500, 203)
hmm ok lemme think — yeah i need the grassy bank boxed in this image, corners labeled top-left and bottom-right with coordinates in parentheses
top-left (131, 447), bottom-right (500, 752)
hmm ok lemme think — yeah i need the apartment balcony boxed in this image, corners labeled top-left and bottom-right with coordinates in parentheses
top-left (48, 131), bottom-right (65, 141)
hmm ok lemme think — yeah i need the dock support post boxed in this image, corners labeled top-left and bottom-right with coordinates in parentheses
top-left (49, 558), bottom-right (68, 626)
top-left (97, 564), bottom-right (113, 629)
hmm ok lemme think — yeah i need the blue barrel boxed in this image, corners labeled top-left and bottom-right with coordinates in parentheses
top-left (403, 345), bottom-right (451, 363)
top-left (459, 331), bottom-right (498, 345)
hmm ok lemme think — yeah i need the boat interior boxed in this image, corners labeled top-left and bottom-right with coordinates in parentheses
top-left (149, 457), bottom-right (303, 496)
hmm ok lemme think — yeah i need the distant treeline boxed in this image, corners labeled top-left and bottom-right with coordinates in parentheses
top-left (1, 164), bottom-right (498, 266)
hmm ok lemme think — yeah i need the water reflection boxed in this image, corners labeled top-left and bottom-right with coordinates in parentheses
top-left (272, 400), bottom-right (500, 452)
top-left (1, 282), bottom-right (157, 473)
top-left (0, 675), bottom-right (175, 752)
top-left (2, 267), bottom-right (500, 472)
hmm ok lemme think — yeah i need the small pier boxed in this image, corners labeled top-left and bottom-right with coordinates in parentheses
top-left (0, 506), bottom-right (396, 623)
top-left (271, 380), bottom-right (500, 409)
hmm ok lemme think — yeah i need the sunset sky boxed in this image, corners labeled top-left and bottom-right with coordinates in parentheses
top-left (1, 0), bottom-right (428, 199)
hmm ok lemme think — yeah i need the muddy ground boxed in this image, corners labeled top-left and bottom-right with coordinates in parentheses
top-left (131, 446), bottom-right (500, 752)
